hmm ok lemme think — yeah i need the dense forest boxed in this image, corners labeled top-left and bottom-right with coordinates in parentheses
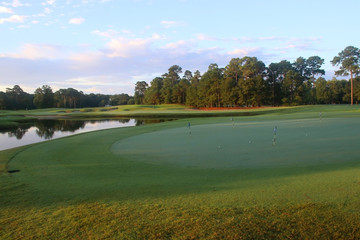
top-left (136, 46), bottom-right (360, 107)
top-left (0, 85), bottom-right (134, 110)
top-left (135, 62), bottom-right (359, 107)
top-left (1, 46), bottom-right (359, 110)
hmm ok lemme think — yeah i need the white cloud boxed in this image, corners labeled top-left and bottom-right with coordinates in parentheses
top-left (80, 0), bottom-right (106, 4)
top-left (104, 34), bottom-right (169, 58)
top-left (0, 6), bottom-right (13, 13)
top-left (0, 36), bottom-right (236, 94)
top-left (17, 24), bottom-right (29, 28)
top-left (273, 44), bottom-right (309, 54)
top-left (121, 29), bottom-right (136, 37)
top-left (228, 47), bottom-right (260, 56)
top-left (68, 17), bottom-right (85, 24)
top-left (258, 36), bottom-right (280, 41)
top-left (64, 76), bottom-right (108, 86)
top-left (0, 44), bottom-right (65, 60)
top-left (161, 20), bottom-right (184, 28)
top-left (196, 33), bottom-right (221, 41)
top-left (163, 40), bottom-right (185, 49)
top-left (44, 7), bottom-right (52, 14)
top-left (68, 51), bottom-right (103, 70)
top-left (106, 38), bottom-right (150, 58)
top-left (92, 29), bottom-right (118, 38)
top-left (1, 33), bottom-right (313, 95)
top-left (196, 34), bottom-right (288, 44)
top-left (41, 0), bottom-right (56, 5)
top-left (32, 13), bottom-right (46, 17)
top-left (161, 40), bottom-right (195, 56)
top-left (0, 14), bottom-right (27, 24)
top-left (49, 74), bottom-right (135, 94)
top-left (196, 33), bottom-right (207, 41)
top-left (2, 0), bottom-right (30, 7)
top-left (152, 33), bottom-right (162, 40)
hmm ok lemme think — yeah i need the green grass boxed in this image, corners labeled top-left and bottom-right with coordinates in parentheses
top-left (1, 105), bottom-right (360, 239)
top-left (0, 116), bottom-right (37, 130)
top-left (0, 104), bottom-right (294, 118)
top-left (1, 104), bottom-right (359, 122)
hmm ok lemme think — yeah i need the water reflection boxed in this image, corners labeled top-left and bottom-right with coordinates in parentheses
top-left (0, 118), bottom-right (174, 151)
top-left (35, 120), bottom-right (87, 140)
top-left (7, 126), bottom-right (30, 140)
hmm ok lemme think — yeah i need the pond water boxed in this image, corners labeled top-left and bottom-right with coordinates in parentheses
top-left (0, 119), bottom-right (169, 151)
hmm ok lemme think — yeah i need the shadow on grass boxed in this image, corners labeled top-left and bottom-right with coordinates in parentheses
top-left (3, 155), bottom-right (360, 209)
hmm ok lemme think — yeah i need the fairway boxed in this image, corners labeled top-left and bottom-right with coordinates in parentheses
top-left (1, 105), bottom-right (360, 239)
top-left (112, 118), bottom-right (360, 169)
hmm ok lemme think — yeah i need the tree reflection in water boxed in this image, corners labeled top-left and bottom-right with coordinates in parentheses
top-left (7, 126), bottom-right (31, 139)
top-left (35, 120), bottom-right (87, 139)
top-left (2, 118), bottom-right (173, 141)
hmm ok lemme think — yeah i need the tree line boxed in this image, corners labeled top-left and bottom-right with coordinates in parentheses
top-left (135, 46), bottom-right (360, 107)
top-left (0, 85), bottom-right (134, 110)
top-left (1, 46), bottom-right (359, 110)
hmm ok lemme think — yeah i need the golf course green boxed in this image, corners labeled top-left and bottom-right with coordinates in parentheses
top-left (1, 105), bottom-right (360, 239)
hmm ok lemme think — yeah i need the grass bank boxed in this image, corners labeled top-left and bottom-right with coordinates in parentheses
top-left (0, 116), bottom-right (37, 130)
top-left (1, 104), bottom-right (359, 129)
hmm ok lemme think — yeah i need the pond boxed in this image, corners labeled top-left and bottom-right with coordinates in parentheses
top-left (0, 118), bottom-right (171, 151)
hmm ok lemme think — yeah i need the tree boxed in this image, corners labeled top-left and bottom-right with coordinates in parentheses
top-left (268, 60), bottom-right (293, 106)
top-left (304, 56), bottom-right (325, 104)
top-left (223, 58), bottom-right (242, 106)
top-left (293, 57), bottom-right (308, 77)
top-left (291, 56), bottom-right (325, 104)
top-left (54, 88), bottom-right (82, 108)
top-left (144, 77), bottom-right (163, 105)
top-left (198, 64), bottom-right (223, 107)
top-left (307, 56), bottom-right (325, 78)
top-left (0, 92), bottom-right (6, 109)
top-left (186, 70), bottom-right (201, 107)
top-left (33, 85), bottom-right (54, 108)
top-left (327, 78), bottom-right (344, 104)
top-left (5, 85), bottom-right (34, 109)
top-left (315, 77), bottom-right (330, 104)
top-left (354, 77), bottom-right (360, 104)
top-left (183, 70), bottom-right (193, 81)
top-left (282, 70), bottom-right (304, 105)
top-left (237, 57), bottom-right (267, 106)
top-left (134, 81), bottom-right (148, 104)
top-left (173, 76), bottom-right (190, 104)
top-left (161, 65), bottom-right (182, 103)
top-left (110, 94), bottom-right (131, 105)
top-left (331, 46), bottom-right (360, 105)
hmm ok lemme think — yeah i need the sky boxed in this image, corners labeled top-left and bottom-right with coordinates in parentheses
top-left (1, 0), bottom-right (359, 95)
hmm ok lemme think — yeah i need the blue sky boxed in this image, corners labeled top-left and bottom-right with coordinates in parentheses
top-left (1, 0), bottom-right (359, 95)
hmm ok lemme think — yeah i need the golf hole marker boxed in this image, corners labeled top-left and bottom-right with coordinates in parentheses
top-left (187, 122), bottom-right (191, 136)
top-left (272, 126), bottom-right (277, 146)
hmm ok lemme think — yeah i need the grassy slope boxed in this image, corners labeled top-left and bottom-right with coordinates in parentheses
top-left (3, 103), bottom-right (360, 117)
top-left (0, 104), bottom-right (303, 118)
top-left (1, 105), bottom-right (360, 239)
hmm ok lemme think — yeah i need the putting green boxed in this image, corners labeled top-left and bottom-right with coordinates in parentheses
top-left (112, 117), bottom-right (360, 169)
